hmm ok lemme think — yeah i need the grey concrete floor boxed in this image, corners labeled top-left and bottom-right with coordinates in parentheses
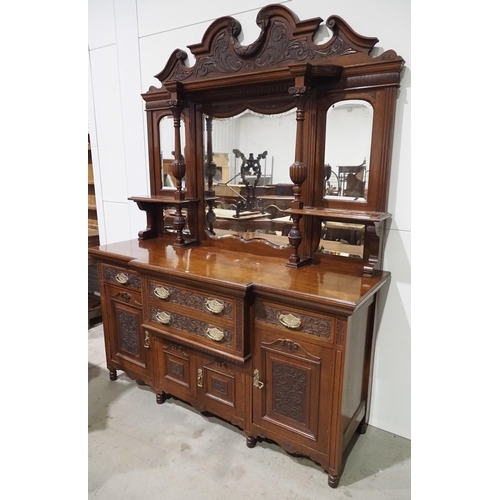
top-left (89, 322), bottom-right (410, 499)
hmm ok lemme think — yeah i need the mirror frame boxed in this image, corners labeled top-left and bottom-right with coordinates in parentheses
top-left (139, 4), bottom-right (404, 265)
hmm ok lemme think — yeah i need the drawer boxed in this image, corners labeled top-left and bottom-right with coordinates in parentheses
top-left (146, 278), bottom-right (234, 323)
top-left (254, 298), bottom-right (334, 342)
top-left (148, 303), bottom-right (237, 352)
top-left (102, 264), bottom-right (142, 291)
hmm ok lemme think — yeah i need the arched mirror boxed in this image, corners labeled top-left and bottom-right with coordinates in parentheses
top-left (323, 100), bottom-right (373, 202)
top-left (159, 115), bottom-right (186, 190)
top-left (203, 108), bottom-right (297, 248)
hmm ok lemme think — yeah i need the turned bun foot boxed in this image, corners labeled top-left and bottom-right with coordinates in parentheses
top-left (357, 419), bottom-right (368, 434)
top-left (156, 392), bottom-right (168, 404)
top-left (328, 473), bottom-right (340, 488)
top-left (246, 436), bottom-right (257, 448)
top-left (109, 369), bottom-right (117, 381)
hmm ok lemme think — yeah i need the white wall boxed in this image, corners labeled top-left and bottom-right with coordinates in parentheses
top-left (88, 0), bottom-right (411, 439)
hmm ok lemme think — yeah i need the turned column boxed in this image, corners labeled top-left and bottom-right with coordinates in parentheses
top-left (286, 85), bottom-right (311, 268)
top-left (167, 99), bottom-right (188, 245)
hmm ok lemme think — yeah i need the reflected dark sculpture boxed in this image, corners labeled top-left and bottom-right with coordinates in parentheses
top-left (233, 149), bottom-right (268, 217)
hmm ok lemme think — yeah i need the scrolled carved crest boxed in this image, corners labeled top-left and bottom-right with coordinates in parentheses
top-left (153, 4), bottom-right (382, 87)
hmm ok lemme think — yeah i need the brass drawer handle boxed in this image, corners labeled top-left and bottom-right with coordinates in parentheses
top-left (115, 272), bottom-right (129, 285)
top-left (197, 368), bottom-right (203, 388)
top-left (144, 330), bottom-right (150, 349)
top-left (206, 326), bottom-right (225, 342)
top-left (205, 299), bottom-right (224, 314)
top-left (154, 286), bottom-right (170, 300)
top-left (278, 313), bottom-right (301, 329)
top-left (155, 311), bottom-right (171, 325)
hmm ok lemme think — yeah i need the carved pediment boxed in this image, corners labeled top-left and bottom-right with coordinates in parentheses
top-left (152, 4), bottom-right (385, 87)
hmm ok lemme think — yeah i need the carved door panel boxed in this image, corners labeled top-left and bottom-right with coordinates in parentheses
top-left (105, 286), bottom-right (150, 380)
top-left (154, 337), bottom-right (198, 400)
top-left (196, 354), bottom-right (246, 427)
top-left (252, 330), bottom-right (333, 454)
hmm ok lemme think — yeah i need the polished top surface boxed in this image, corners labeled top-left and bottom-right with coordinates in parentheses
top-left (89, 239), bottom-right (389, 309)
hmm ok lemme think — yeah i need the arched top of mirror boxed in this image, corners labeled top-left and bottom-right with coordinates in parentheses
top-left (323, 99), bottom-right (373, 203)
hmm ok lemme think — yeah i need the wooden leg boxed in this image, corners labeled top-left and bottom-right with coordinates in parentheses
top-left (357, 418), bottom-right (368, 434)
top-left (156, 392), bottom-right (168, 404)
top-left (109, 369), bottom-right (117, 381)
top-left (246, 436), bottom-right (257, 448)
top-left (328, 473), bottom-right (340, 488)
top-left (136, 380), bottom-right (146, 386)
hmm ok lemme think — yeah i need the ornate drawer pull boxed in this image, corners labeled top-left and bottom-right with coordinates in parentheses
top-left (253, 369), bottom-right (264, 389)
top-left (154, 286), bottom-right (170, 300)
top-left (206, 326), bottom-right (225, 342)
top-left (155, 311), bottom-right (171, 325)
top-left (278, 313), bottom-right (301, 329)
top-left (205, 299), bottom-right (224, 314)
top-left (115, 272), bottom-right (129, 285)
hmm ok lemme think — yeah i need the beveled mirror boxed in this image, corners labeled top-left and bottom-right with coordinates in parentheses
top-left (203, 108), bottom-right (296, 248)
top-left (323, 100), bottom-right (373, 202)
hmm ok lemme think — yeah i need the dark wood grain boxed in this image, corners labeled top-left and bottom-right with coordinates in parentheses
top-left (90, 4), bottom-right (403, 489)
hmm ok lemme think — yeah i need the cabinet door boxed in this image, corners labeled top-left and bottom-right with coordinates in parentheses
top-left (104, 286), bottom-right (151, 382)
top-left (252, 331), bottom-right (333, 454)
top-left (154, 337), bottom-right (198, 400)
top-left (196, 354), bottom-right (246, 427)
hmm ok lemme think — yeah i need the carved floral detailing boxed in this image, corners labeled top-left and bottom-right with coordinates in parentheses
top-left (149, 283), bottom-right (233, 318)
top-left (166, 18), bottom-right (358, 83)
top-left (150, 306), bottom-right (233, 346)
top-left (255, 302), bottom-right (331, 339)
top-left (169, 361), bottom-right (184, 377)
top-left (117, 310), bottom-right (139, 356)
top-left (212, 379), bottom-right (227, 394)
top-left (279, 339), bottom-right (299, 352)
top-left (272, 362), bottom-right (307, 423)
top-left (335, 319), bottom-right (346, 346)
top-left (104, 267), bottom-right (141, 290)
top-left (288, 86), bottom-right (308, 98)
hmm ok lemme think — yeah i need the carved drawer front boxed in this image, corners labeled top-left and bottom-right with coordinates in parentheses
top-left (102, 265), bottom-right (142, 291)
top-left (147, 279), bottom-right (234, 322)
top-left (254, 298), bottom-right (333, 342)
top-left (148, 304), bottom-right (246, 359)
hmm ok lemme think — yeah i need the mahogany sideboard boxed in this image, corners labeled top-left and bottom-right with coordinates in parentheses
top-left (89, 4), bottom-right (404, 488)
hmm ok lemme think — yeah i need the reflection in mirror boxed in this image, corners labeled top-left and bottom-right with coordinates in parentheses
top-left (203, 109), bottom-right (296, 247)
top-left (324, 100), bottom-right (373, 202)
top-left (162, 207), bottom-right (191, 236)
top-left (159, 115), bottom-right (186, 190)
top-left (316, 221), bottom-right (364, 259)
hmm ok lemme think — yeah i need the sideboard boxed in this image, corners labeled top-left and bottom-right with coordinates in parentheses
top-left (89, 4), bottom-right (404, 488)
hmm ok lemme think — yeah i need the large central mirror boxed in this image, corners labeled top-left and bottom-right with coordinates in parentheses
top-left (203, 108), bottom-right (297, 248)
top-left (323, 100), bottom-right (373, 202)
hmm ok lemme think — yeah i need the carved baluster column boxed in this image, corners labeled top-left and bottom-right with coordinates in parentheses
top-left (167, 99), bottom-right (187, 245)
top-left (286, 85), bottom-right (309, 268)
top-left (204, 116), bottom-right (217, 234)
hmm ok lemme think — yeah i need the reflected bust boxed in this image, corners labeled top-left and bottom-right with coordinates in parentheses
top-left (203, 108), bottom-right (296, 248)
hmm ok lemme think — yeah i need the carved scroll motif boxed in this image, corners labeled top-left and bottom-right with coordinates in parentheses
top-left (117, 310), bottom-right (139, 356)
top-left (104, 268), bottom-right (141, 290)
top-left (149, 282), bottom-right (233, 319)
top-left (160, 12), bottom-right (361, 84)
top-left (150, 306), bottom-right (233, 346)
top-left (255, 302), bottom-right (331, 339)
top-left (272, 362), bottom-right (307, 423)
